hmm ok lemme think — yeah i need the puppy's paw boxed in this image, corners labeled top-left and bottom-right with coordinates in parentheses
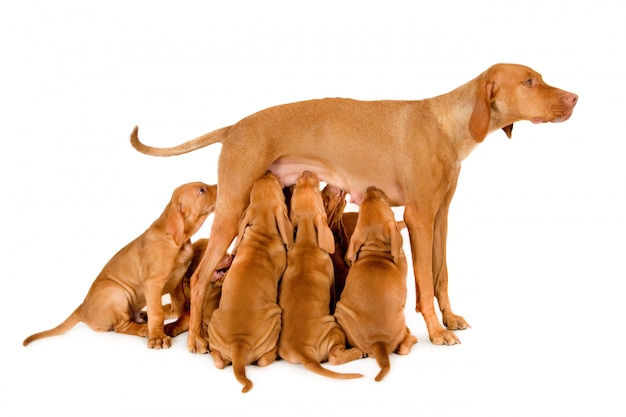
top-left (188, 334), bottom-right (209, 354)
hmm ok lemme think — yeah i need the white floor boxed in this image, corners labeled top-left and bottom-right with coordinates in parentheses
top-left (5, 2), bottom-right (626, 416)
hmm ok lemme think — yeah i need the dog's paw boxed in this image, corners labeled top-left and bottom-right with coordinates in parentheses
top-left (148, 334), bottom-right (171, 349)
top-left (443, 313), bottom-right (471, 330)
top-left (430, 329), bottom-right (460, 346)
top-left (188, 334), bottom-right (209, 354)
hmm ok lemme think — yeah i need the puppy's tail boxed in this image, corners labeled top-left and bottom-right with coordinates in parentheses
top-left (232, 344), bottom-right (253, 393)
top-left (371, 342), bottom-right (391, 382)
top-left (303, 358), bottom-right (363, 380)
top-left (23, 307), bottom-right (82, 346)
top-left (130, 125), bottom-right (230, 157)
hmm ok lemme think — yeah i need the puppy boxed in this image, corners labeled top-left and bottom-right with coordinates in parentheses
top-left (321, 184), bottom-right (353, 307)
top-left (334, 186), bottom-right (418, 381)
top-left (23, 182), bottom-right (217, 349)
top-left (208, 171), bottom-right (293, 393)
top-left (162, 238), bottom-right (233, 338)
top-left (278, 172), bottom-right (363, 380)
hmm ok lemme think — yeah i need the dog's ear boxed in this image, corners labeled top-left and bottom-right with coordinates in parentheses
top-left (275, 205), bottom-right (294, 249)
top-left (314, 213), bottom-right (336, 254)
top-left (385, 220), bottom-right (403, 263)
top-left (232, 207), bottom-right (253, 255)
top-left (345, 227), bottom-right (366, 266)
top-left (468, 80), bottom-right (495, 143)
top-left (165, 203), bottom-right (186, 246)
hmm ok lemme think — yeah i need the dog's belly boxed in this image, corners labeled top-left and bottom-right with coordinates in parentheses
top-left (268, 157), bottom-right (404, 206)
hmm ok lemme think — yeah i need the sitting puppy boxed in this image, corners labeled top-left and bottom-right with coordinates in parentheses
top-left (208, 171), bottom-right (293, 393)
top-left (23, 182), bottom-right (217, 349)
top-left (278, 172), bottom-right (363, 380)
top-left (162, 238), bottom-right (233, 338)
top-left (334, 186), bottom-right (418, 381)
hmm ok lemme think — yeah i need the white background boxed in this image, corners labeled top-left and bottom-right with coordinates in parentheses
top-left (3, 1), bottom-right (625, 416)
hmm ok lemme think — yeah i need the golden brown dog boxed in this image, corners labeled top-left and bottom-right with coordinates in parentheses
top-left (130, 63), bottom-right (577, 349)
top-left (162, 238), bottom-right (233, 338)
top-left (23, 182), bottom-right (217, 349)
top-left (334, 186), bottom-right (418, 381)
top-left (321, 184), bottom-right (352, 308)
top-left (207, 171), bottom-right (293, 393)
top-left (278, 171), bottom-right (363, 380)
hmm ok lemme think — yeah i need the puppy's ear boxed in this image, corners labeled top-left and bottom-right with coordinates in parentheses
top-left (314, 213), bottom-right (336, 254)
top-left (166, 203), bottom-right (186, 246)
top-left (232, 208), bottom-right (253, 255)
top-left (345, 227), bottom-right (365, 266)
top-left (275, 205), bottom-right (294, 249)
top-left (468, 80), bottom-right (495, 143)
top-left (385, 220), bottom-right (403, 263)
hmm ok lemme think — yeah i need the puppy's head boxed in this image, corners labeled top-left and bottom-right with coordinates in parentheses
top-left (235, 171), bottom-right (294, 251)
top-left (166, 182), bottom-right (217, 246)
top-left (346, 186), bottom-right (403, 264)
top-left (321, 184), bottom-right (347, 229)
top-left (289, 171), bottom-right (335, 253)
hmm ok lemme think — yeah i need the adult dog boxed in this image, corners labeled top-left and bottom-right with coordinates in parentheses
top-left (23, 182), bottom-right (216, 349)
top-left (130, 63), bottom-right (578, 350)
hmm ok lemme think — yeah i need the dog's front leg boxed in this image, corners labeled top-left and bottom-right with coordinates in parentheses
top-left (432, 178), bottom-right (470, 331)
top-left (145, 281), bottom-right (170, 349)
top-left (404, 204), bottom-right (460, 345)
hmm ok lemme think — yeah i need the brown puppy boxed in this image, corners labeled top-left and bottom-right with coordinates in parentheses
top-left (130, 63), bottom-right (577, 350)
top-left (278, 171), bottom-right (363, 380)
top-left (23, 182), bottom-right (217, 349)
top-left (321, 184), bottom-right (351, 308)
top-left (208, 171), bottom-right (293, 393)
top-left (163, 238), bottom-right (233, 338)
top-left (334, 186), bottom-right (418, 381)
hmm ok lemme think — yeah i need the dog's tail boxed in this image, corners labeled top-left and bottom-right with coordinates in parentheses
top-left (231, 343), bottom-right (253, 393)
top-left (22, 307), bottom-right (82, 346)
top-left (371, 342), bottom-right (391, 382)
top-left (129, 125), bottom-right (230, 157)
top-left (302, 357), bottom-right (363, 380)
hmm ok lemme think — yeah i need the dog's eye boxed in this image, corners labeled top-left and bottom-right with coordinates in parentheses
top-left (524, 78), bottom-right (535, 87)
top-left (199, 187), bottom-right (206, 194)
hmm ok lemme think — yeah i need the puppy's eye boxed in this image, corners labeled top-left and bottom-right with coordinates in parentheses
top-left (524, 78), bottom-right (535, 87)
top-left (199, 187), bottom-right (206, 194)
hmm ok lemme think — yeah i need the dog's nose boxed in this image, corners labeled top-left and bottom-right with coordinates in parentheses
top-left (565, 92), bottom-right (578, 106)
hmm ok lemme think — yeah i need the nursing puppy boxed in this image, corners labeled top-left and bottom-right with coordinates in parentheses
top-left (334, 186), bottom-right (418, 381)
top-left (162, 238), bottom-right (233, 338)
top-left (208, 171), bottom-right (293, 393)
top-left (321, 184), bottom-right (351, 308)
top-left (278, 172), bottom-right (363, 380)
top-left (23, 182), bottom-right (217, 349)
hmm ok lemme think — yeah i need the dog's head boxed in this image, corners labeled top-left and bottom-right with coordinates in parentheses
top-left (469, 63), bottom-right (578, 142)
top-left (165, 182), bottom-right (217, 246)
top-left (233, 171), bottom-right (294, 253)
top-left (289, 171), bottom-right (335, 253)
top-left (345, 186), bottom-right (403, 265)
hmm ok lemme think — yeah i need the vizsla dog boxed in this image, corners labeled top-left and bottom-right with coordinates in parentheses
top-left (23, 182), bottom-right (217, 349)
top-left (334, 186), bottom-right (418, 381)
top-left (130, 63), bottom-right (578, 350)
top-left (278, 171), bottom-right (363, 380)
top-left (321, 184), bottom-right (352, 307)
top-left (207, 171), bottom-right (293, 393)
top-left (162, 238), bottom-right (233, 338)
